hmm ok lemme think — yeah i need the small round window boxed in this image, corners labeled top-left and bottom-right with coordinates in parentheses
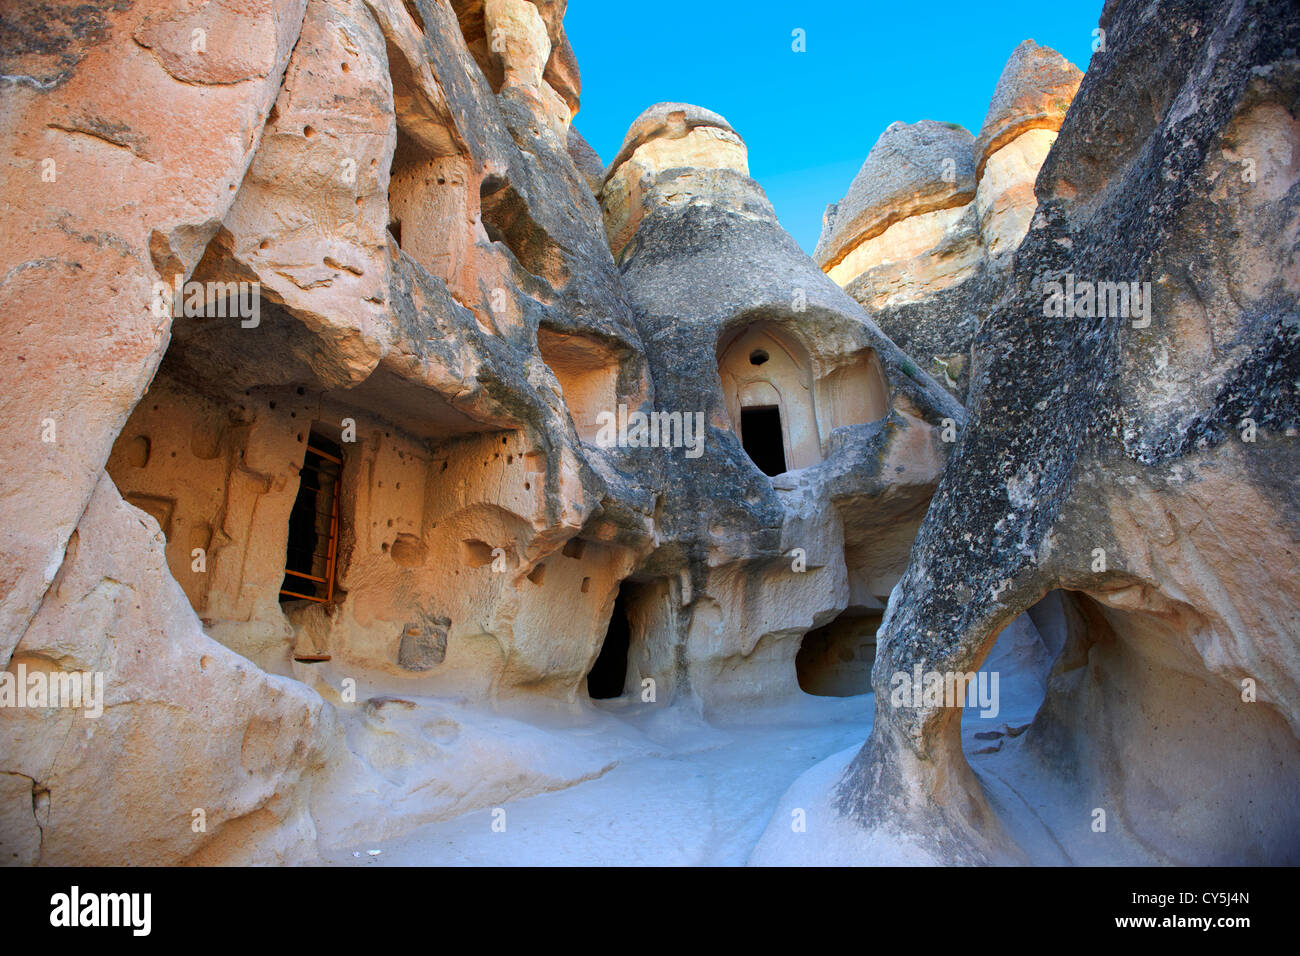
top-left (749, 349), bottom-right (769, 366)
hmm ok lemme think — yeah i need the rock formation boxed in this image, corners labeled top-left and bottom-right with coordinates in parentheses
top-left (816, 40), bottom-right (1083, 400)
top-left (596, 102), bottom-right (962, 707)
top-left (0, 0), bottom-right (958, 864)
top-left (0, 0), bottom-right (1296, 867)
top-left (758, 0), bottom-right (1300, 866)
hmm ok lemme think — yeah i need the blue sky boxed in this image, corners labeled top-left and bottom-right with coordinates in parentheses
top-left (565, 0), bottom-right (1103, 254)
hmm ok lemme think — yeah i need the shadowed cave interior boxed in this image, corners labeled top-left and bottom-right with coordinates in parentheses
top-left (740, 406), bottom-right (787, 476)
top-left (587, 583), bottom-right (632, 699)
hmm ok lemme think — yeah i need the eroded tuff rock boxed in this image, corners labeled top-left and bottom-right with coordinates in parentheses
top-left (974, 39), bottom-right (1084, 261)
top-left (601, 103), bottom-right (964, 707)
top-left (817, 41), bottom-right (1082, 400)
top-left (3, 474), bottom-right (326, 865)
top-left (0, 0), bottom-right (953, 863)
top-left (599, 103), bottom-right (751, 260)
top-left (567, 126), bottom-right (605, 194)
top-left (816, 120), bottom-right (980, 296)
top-left (759, 0), bottom-right (1300, 866)
top-left (2, 0), bottom-right (1295, 868)
top-left (0, 0), bottom-right (308, 667)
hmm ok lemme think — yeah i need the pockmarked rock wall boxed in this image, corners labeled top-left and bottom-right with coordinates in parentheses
top-left (2, 0), bottom-right (1294, 868)
top-left (757, 0), bottom-right (1300, 866)
top-left (597, 102), bottom-right (964, 708)
top-left (0, 0), bottom-right (957, 863)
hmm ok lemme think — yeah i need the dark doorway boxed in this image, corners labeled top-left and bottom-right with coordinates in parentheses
top-left (587, 585), bottom-right (631, 699)
top-left (740, 405), bottom-right (787, 476)
top-left (796, 609), bottom-right (881, 697)
top-left (280, 431), bottom-right (343, 603)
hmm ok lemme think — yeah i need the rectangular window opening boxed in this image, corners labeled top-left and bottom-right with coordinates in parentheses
top-left (280, 432), bottom-right (344, 604)
top-left (740, 405), bottom-right (788, 476)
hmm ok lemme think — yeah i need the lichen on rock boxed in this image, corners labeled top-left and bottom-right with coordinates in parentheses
top-left (0, 0), bottom-right (1296, 868)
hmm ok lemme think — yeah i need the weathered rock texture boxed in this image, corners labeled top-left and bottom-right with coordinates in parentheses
top-left (599, 103), bottom-right (963, 708)
top-left (817, 40), bottom-right (1083, 400)
top-left (816, 120), bottom-right (980, 297)
top-left (1, 0), bottom-right (1296, 868)
top-left (764, 0), bottom-right (1300, 866)
top-left (0, 0), bottom-right (957, 863)
top-left (974, 39), bottom-right (1085, 260)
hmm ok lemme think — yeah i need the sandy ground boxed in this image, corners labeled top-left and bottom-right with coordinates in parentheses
top-left (319, 696), bottom-right (875, 866)
top-left (314, 611), bottom-right (1057, 866)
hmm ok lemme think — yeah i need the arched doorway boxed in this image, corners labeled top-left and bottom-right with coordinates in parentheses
top-left (717, 323), bottom-right (819, 474)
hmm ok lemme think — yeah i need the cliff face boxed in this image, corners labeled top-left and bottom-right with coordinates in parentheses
top-left (595, 103), bottom-right (962, 706)
top-left (1, 0), bottom-right (1297, 867)
top-left (0, 0), bottom-right (957, 863)
top-left (762, 0), bottom-right (1300, 866)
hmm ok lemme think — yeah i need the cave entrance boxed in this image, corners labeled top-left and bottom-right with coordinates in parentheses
top-left (740, 406), bottom-right (787, 476)
top-left (587, 584), bottom-right (632, 699)
top-left (718, 321), bottom-right (819, 470)
top-left (796, 609), bottom-right (882, 696)
top-left (279, 430), bottom-right (344, 604)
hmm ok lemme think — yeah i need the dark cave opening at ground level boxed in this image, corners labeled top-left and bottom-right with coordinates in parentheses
top-left (796, 608), bottom-right (882, 697)
top-left (587, 584), bottom-right (632, 699)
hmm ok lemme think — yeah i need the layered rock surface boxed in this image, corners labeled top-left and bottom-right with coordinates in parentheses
top-left (817, 40), bottom-right (1083, 399)
top-left (1, 0), bottom-right (1295, 868)
top-left (599, 103), bottom-right (963, 707)
top-left (761, 0), bottom-right (1300, 865)
top-left (973, 39), bottom-right (1084, 260)
top-left (0, 0), bottom-right (956, 863)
